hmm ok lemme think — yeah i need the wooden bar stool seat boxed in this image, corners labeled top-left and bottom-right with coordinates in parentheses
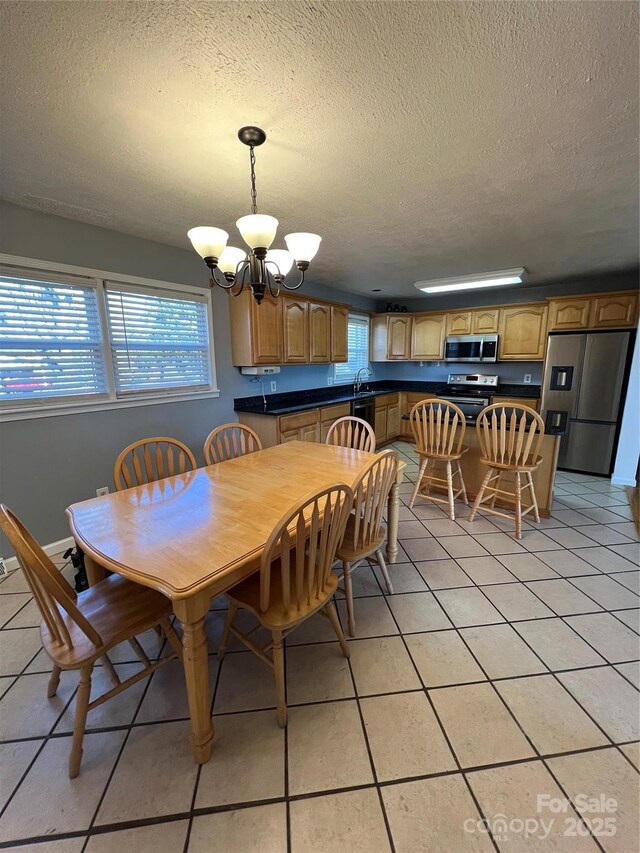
top-left (468, 403), bottom-right (545, 539)
top-left (408, 399), bottom-right (469, 520)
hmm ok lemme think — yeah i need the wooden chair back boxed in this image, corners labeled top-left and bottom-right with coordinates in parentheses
top-left (259, 483), bottom-right (354, 615)
top-left (410, 398), bottom-right (466, 457)
top-left (204, 423), bottom-right (262, 465)
top-left (114, 437), bottom-right (197, 491)
top-left (0, 505), bottom-right (102, 649)
top-left (325, 416), bottom-right (376, 452)
top-left (476, 403), bottom-right (545, 468)
top-left (343, 449), bottom-right (399, 553)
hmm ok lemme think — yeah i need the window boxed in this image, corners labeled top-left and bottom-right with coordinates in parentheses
top-left (106, 285), bottom-right (211, 394)
top-left (0, 258), bottom-right (217, 420)
top-left (334, 313), bottom-right (370, 383)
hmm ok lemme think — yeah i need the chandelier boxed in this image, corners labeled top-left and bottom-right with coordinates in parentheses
top-left (188, 126), bottom-right (321, 304)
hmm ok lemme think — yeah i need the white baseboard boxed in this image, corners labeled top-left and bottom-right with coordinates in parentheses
top-left (2, 536), bottom-right (75, 573)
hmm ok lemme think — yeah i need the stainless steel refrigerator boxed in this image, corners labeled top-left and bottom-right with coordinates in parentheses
top-left (541, 331), bottom-right (632, 475)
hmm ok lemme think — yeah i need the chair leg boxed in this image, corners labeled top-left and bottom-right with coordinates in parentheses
top-left (272, 630), bottom-right (286, 729)
top-left (457, 461), bottom-right (468, 505)
top-left (409, 457), bottom-right (428, 508)
top-left (527, 472), bottom-right (540, 523)
top-left (47, 664), bottom-right (61, 698)
top-left (342, 560), bottom-right (356, 637)
top-left (160, 616), bottom-right (183, 661)
top-left (375, 549), bottom-right (393, 594)
top-left (218, 602), bottom-right (238, 660)
top-left (325, 600), bottom-right (350, 658)
top-left (514, 472), bottom-right (522, 540)
top-left (69, 664), bottom-right (93, 778)
top-left (446, 460), bottom-right (455, 520)
top-left (100, 654), bottom-right (120, 688)
top-left (469, 468), bottom-right (492, 521)
top-left (490, 472), bottom-right (501, 509)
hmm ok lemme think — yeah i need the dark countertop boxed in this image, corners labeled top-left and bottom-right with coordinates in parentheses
top-left (234, 380), bottom-right (542, 417)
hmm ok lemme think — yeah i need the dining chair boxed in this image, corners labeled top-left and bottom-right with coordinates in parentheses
top-left (408, 398), bottom-right (468, 520)
top-left (113, 437), bottom-right (197, 491)
top-left (335, 449), bottom-right (399, 636)
top-left (0, 504), bottom-right (183, 777)
top-left (203, 423), bottom-right (262, 465)
top-left (325, 415), bottom-right (376, 452)
top-left (218, 483), bottom-right (353, 727)
top-left (468, 403), bottom-right (545, 539)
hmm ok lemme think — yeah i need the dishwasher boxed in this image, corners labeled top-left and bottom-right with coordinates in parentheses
top-left (351, 396), bottom-right (375, 428)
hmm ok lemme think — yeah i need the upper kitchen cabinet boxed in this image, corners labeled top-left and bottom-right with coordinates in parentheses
top-left (548, 297), bottom-right (591, 331)
top-left (498, 304), bottom-right (549, 360)
top-left (589, 292), bottom-right (638, 328)
top-left (471, 308), bottom-right (500, 334)
top-left (230, 291), bottom-right (350, 366)
top-left (446, 311), bottom-right (472, 335)
top-left (308, 302), bottom-right (332, 362)
top-left (330, 305), bottom-right (349, 362)
top-left (282, 296), bottom-right (309, 363)
top-left (411, 314), bottom-right (445, 359)
top-left (387, 315), bottom-right (412, 359)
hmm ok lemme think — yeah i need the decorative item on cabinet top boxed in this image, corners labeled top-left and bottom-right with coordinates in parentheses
top-left (229, 288), bottom-right (352, 367)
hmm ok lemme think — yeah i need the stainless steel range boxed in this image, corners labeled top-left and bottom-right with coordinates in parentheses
top-left (439, 373), bottom-right (499, 422)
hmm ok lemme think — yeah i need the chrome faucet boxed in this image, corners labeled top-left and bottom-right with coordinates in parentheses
top-left (354, 367), bottom-right (372, 395)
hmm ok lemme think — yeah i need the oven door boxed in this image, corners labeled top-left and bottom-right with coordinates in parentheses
top-left (440, 395), bottom-right (489, 423)
top-left (444, 336), bottom-right (483, 362)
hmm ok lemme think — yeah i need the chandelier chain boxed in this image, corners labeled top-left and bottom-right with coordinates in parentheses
top-left (249, 145), bottom-right (258, 215)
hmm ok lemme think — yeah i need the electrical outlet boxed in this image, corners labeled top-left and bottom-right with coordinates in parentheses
top-left (523, 373), bottom-right (532, 384)
top-left (270, 380), bottom-right (277, 393)
top-left (327, 376), bottom-right (333, 385)
top-left (96, 486), bottom-right (110, 497)
top-left (0, 558), bottom-right (6, 577)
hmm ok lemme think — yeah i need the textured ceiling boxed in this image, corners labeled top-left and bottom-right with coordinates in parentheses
top-left (0, 1), bottom-right (638, 297)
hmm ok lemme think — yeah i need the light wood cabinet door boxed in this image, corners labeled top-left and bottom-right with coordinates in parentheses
top-left (250, 294), bottom-right (283, 364)
top-left (471, 308), bottom-right (500, 334)
top-left (492, 396), bottom-right (540, 411)
top-left (370, 315), bottom-right (389, 361)
top-left (282, 297), bottom-right (309, 363)
top-left (374, 407), bottom-right (388, 443)
top-left (387, 316), bottom-right (412, 359)
top-left (589, 293), bottom-right (638, 328)
top-left (547, 298), bottom-right (590, 331)
top-left (498, 305), bottom-right (548, 360)
top-left (411, 314), bottom-right (445, 359)
top-left (300, 423), bottom-right (320, 442)
top-left (446, 311), bottom-right (472, 335)
top-left (309, 302), bottom-right (331, 362)
top-left (330, 305), bottom-right (349, 362)
top-left (387, 402), bottom-right (400, 439)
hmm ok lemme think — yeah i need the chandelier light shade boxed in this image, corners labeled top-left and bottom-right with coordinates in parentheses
top-left (188, 126), bottom-right (321, 303)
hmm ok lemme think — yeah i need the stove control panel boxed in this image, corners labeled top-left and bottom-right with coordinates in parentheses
top-left (447, 374), bottom-right (499, 388)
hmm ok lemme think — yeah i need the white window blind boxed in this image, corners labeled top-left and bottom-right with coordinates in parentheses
top-left (0, 273), bottom-right (107, 402)
top-left (106, 285), bottom-right (211, 394)
top-left (334, 314), bottom-right (370, 382)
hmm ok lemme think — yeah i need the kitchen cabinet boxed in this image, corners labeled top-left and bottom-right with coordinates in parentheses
top-left (400, 391), bottom-right (437, 436)
top-left (491, 396), bottom-right (540, 411)
top-left (374, 406), bottom-right (388, 444)
top-left (446, 311), bottom-right (472, 335)
top-left (320, 402), bottom-right (351, 441)
top-left (374, 392), bottom-right (401, 444)
top-left (387, 316), bottom-right (412, 359)
top-left (411, 314), bottom-right (445, 360)
top-left (278, 410), bottom-right (320, 444)
top-left (330, 305), bottom-right (349, 362)
top-left (249, 293), bottom-right (283, 364)
top-left (308, 302), bottom-right (331, 362)
top-left (282, 297), bottom-right (309, 363)
top-left (548, 297), bottom-right (591, 331)
top-left (471, 308), bottom-right (500, 334)
top-left (498, 304), bottom-right (549, 361)
top-left (589, 292), bottom-right (638, 328)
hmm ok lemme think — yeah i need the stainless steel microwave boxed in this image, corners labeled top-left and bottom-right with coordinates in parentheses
top-left (444, 335), bottom-right (499, 363)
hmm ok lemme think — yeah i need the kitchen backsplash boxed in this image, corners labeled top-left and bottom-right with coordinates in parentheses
top-left (383, 360), bottom-right (544, 385)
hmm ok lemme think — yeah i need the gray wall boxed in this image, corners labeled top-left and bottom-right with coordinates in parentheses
top-left (383, 360), bottom-right (543, 385)
top-left (0, 202), bottom-right (378, 546)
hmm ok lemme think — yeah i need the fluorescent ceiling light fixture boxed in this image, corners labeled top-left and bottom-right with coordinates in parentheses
top-left (414, 268), bottom-right (526, 294)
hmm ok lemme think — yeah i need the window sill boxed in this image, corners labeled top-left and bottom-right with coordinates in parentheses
top-left (0, 389), bottom-right (221, 422)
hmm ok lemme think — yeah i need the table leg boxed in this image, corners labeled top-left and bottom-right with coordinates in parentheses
top-left (83, 553), bottom-right (106, 586)
top-left (174, 598), bottom-right (214, 764)
top-left (386, 478), bottom-right (401, 564)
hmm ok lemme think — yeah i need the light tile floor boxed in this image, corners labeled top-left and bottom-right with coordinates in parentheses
top-left (0, 441), bottom-right (638, 851)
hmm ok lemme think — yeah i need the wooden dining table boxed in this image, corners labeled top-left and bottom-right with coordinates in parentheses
top-left (66, 440), bottom-right (405, 764)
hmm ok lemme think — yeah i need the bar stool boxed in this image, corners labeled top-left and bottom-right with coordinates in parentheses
top-left (468, 403), bottom-right (544, 539)
top-left (408, 399), bottom-right (468, 520)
